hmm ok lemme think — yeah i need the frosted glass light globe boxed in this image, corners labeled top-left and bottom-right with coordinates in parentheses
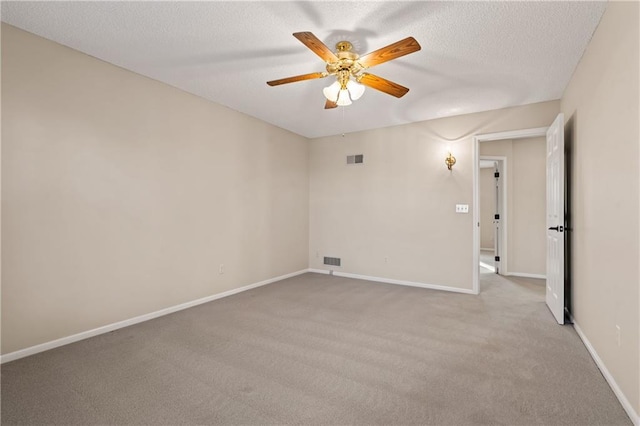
top-left (336, 89), bottom-right (352, 106)
top-left (322, 81), bottom-right (341, 102)
top-left (347, 80), bottom-right (365, 100)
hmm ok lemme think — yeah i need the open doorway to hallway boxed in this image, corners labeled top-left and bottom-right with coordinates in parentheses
top-left (479, 136), bottom-right (547, 281)
top-left (472, 127), bottom-right (549, 295)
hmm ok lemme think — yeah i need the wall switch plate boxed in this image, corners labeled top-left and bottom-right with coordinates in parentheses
top-left (456, 204), bottom-right (469, 213)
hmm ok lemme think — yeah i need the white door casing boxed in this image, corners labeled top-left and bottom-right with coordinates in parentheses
top-left (493, 162), bottom-right (502, 274)
top-left (473, 127), bottom-right (548, 294)
top-left (546, 113), bottom-right (565, 324)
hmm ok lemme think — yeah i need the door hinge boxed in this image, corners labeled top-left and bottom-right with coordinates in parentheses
top-left (495, 256), bottom-right (500, 262)
top-left (494, 171), bottom-right (500, 178)
top-left (494, 214), bottom-right (500, 220)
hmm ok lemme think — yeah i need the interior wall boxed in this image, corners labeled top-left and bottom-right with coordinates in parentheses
top-left (511, 137), bottom-right (546, 275)
top-left (309, 101), bottom-right (559, 290)
top-left (560, 1), bottom-right (639, 416)
top-left (1, 24), bottom-right (310, 355)
top-left (480, 137), bottom-right (546, 276)
top-left (479, 167), bottom-right (495, 250)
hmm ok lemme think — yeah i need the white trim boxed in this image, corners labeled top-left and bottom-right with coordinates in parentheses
top-left (504, 272), bottom-right (546, 279)
top-left (571, 315), bottom-right (639, 426)
top-left (308, 269), bottom-right (474, 295)
top-left (2, 267), bottom-right (474, 363)
top-left (0, 269), bottom-right (308, 364)
top-left (472, 126), bottom-right (549, 294)
top-left (475, 127), bottom-right (549, 142)
top-left (472, 133), bottom-right (480, 294)
top-left (480, 247), bottom-right (494, 251)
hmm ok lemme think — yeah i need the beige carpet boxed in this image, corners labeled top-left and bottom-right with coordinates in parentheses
top-left (1, 271), bottom-right (631, 425)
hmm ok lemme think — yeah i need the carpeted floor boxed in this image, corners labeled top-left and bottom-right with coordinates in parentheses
top-left (1, 271), bottom-right (631, 425)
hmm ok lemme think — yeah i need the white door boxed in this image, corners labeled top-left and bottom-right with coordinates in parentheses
top-left (546, 113), bottom-right (565, 324)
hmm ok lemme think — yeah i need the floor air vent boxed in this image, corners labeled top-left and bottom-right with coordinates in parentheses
top-left (347, 154), bottom-right (364, 165)
top-left (324, 257), bottom-right (341, 267)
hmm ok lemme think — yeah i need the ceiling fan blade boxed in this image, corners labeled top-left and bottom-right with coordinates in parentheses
top-left (359, 73), bottom-right (409, 98)
top-left (324, 99), bottom-right (338, 109)
top-left (358, 37), bottom-right (421, 69)
top-left (267, 72), bottom-right (327, 86)
top-left (293, 32), bottom-right (339, 63)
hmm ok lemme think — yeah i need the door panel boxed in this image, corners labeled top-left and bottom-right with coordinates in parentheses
top-left (546, 113), bottom-right (565, 324)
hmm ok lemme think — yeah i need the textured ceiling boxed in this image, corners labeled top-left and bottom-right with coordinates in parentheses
top-left (1, 1), bottom-right (606, 138)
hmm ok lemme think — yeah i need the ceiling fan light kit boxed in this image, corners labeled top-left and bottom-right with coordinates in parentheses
top-left (322, 76), bottom-right (365, 106)
top-left (267, 32), bottom-right (421, 109)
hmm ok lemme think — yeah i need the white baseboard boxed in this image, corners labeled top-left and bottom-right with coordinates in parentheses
top-left (307, 268), bottom-right (475, 295)
top-left (504, 272), bottom-right (546, 279)
top-left (0, 269), bottom-right (308, 364)
top-left (571, 315), bottom-right (639, 426)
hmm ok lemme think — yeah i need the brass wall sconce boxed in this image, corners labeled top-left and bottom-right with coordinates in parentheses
top-left (445, 152), bottom-right (456, 170)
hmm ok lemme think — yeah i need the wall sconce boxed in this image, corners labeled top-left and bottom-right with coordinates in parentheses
top-left (445, 152), bottom-right (456, 170)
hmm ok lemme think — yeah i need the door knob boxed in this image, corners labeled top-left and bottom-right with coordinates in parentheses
top-left (548, 226), bottom-right (564, 232)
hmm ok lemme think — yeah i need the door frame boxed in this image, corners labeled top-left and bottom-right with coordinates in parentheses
top-left (471, 126), bottom-right (548, 294)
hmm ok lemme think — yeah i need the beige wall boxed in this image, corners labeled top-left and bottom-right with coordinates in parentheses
top-left (560, 1), bottom-right (639, 416)
top-left (309, 101), bottom-right (559, 290)
top-left (1, 24), bottom-right (310, 354)
top-left (480, 137), bottom-right (546, 276)
top-left (479, 167), bottom-right (495, 250)
top-left (511, 137), bottom-right (546, 275)
top-left (5, 6), bottom-right (637, 415)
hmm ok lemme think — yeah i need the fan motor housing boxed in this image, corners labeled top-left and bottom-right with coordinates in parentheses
top-left (326, 41), bottom-right (362, 75)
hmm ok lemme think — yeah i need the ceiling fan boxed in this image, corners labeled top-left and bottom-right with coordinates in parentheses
top-left (267, 32), bottom-right (421, 109)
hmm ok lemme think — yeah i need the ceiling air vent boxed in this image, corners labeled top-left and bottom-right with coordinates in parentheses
top-left (324, 256), bottom-right (341, 267)
top-left (346, 154), bottom-right (364, 165)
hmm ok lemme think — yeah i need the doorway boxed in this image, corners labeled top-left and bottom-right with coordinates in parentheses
top-left (472, 127), bottom-right (548, 294)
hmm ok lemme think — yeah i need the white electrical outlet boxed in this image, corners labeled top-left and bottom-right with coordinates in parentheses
top-left (616, 325), bottom-right (621, 346)
top-left (456, 204), bottom-right (469, 213)
top-left (219, 264), bottom-right (225, 275)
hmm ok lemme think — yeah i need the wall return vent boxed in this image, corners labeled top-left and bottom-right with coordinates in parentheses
top-left (346, 154), bottom-right (364, 165)
top-left (324, 257), bottom-right (341, 267)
